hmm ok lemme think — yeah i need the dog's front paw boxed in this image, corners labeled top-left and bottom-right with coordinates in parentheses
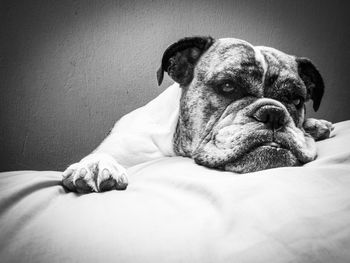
top-left (303, 118), bottom-right (334, 141)
top-left (62, 153), bottom-right (128, 193)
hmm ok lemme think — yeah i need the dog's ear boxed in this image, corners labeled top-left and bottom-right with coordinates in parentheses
top-left (157, 36), bottom-right (215, 86)
top-left (296, 57), bottom-right (325, 111)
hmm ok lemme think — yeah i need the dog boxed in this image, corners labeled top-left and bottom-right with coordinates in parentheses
top-left (62, 36), bottom-right (333, 193)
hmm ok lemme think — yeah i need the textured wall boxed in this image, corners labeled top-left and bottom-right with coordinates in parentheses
top-left (1, 0), bottom-right (349, 171)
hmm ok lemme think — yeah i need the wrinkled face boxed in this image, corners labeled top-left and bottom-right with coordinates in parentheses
top-left (173, 38), bottom-right (318, 173)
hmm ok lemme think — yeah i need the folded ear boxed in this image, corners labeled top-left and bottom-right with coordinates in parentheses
top-left (157, 36), bottom-right (215, 86)
top-left (296, 57), bottom-right (325, 111)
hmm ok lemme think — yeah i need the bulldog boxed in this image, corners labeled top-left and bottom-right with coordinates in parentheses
top-left (62, 36), bottom-right (333, 193)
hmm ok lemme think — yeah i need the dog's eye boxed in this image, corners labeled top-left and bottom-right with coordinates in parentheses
top-left (292, 98), bottom-right (300, 105)
top-left (219, 83), bottom-right (236, 93)
top-left (292, 97), bottom-right (304, 108)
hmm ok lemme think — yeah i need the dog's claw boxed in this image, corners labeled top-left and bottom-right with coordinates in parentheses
top-left (62, 153), bottom-right (128, 193)
top-left (80, 168), bottom-right (87, 177)
top-left (62, 169), bottom-right (74, 179)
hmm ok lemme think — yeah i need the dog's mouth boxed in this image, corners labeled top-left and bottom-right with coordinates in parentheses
top-left (223, 143), bottom-right (298, 173)
top-left (260, 141), bottom-right (284, 149)
top-left (193, 127), bottom-right (317, 173)
top-left (237, 140), bottom-right (292, 157)
top-left (222, 139), bottom-right (298, 173)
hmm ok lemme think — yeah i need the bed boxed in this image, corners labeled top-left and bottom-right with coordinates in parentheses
top-left (1, 120), bottom-right (350, 263)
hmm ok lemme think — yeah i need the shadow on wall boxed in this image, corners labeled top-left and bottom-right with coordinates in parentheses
top-left (1, 0), bottom-right (349, 171)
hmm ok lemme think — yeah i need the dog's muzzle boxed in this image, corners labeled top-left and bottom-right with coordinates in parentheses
top-left (193, 98), bottom-right (316, 173)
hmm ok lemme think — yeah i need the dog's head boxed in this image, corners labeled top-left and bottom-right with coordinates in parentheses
top-left (157, 36), bottom-right (325, 173)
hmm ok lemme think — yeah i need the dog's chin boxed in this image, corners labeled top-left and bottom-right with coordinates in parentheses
top-left (223, 145), bottom-right (299, 173)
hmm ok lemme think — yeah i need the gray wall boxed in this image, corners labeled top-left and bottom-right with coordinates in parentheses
top-left (1, 0), bottom-right (349, 172)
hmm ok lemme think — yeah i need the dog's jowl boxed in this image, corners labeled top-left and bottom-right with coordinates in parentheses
top-left (62, 36), bottom-right (333, 193)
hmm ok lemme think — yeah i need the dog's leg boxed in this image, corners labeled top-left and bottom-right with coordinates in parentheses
top-left (303, 118), bottom-right (334, 141)
top-left (62, 83), bottom-right (181, 193)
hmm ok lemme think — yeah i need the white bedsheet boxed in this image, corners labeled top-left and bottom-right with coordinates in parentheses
top-left (1, 121), bottom-right (350, 263)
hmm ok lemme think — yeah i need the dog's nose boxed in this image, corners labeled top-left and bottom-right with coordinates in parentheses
top-left (253, 105), bottom-right (286, 130)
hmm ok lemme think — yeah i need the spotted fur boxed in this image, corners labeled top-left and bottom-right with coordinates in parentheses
top-left (159, 36), bottom-right (330, 173)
